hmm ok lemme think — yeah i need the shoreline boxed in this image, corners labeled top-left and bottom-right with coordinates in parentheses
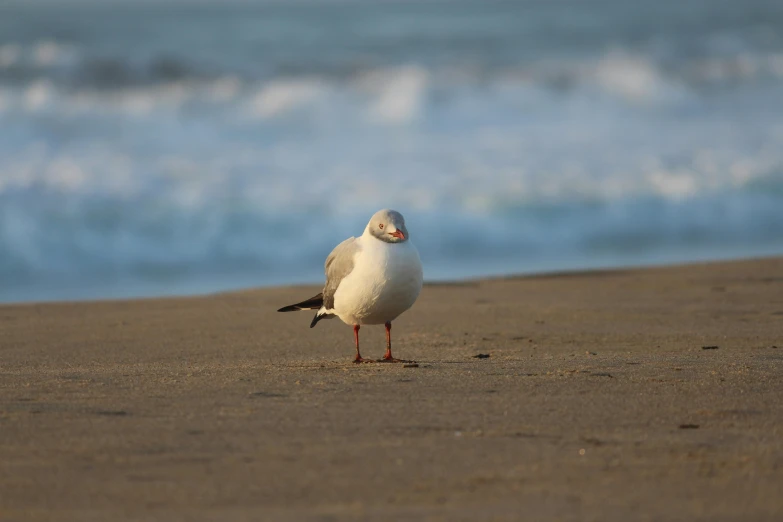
top-left (1, 256), bottom-right (782, 521)
top-left (3, 252), bottom-right (782, 307)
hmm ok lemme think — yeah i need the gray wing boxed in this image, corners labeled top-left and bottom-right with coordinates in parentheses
top-left (322, 237), bottom-right (359, 310)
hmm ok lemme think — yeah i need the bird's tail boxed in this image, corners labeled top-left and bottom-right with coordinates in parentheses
top-left (278, 293), bottom-right (334, 328)
top-left (277, 293), bottom-right (324, 312)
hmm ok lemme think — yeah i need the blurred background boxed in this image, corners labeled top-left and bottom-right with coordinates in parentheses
top-left (1, 0), bottom-right (782, 303)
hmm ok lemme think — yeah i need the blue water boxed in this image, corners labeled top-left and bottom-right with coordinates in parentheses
top-left (1, 0), bottom-right (783, 302)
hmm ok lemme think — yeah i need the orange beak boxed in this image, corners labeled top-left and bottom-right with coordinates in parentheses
top-left (389, 230), bottom-right (405, 240)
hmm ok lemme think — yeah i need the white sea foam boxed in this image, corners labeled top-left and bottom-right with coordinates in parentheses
top-left (249, 79), bottom-right (323, 118)
top-left (0, 44), bottom-right (21, 68)
top-left (33, 41), bottom-right (64, 66)
top-left (362, 65), bottom-right (429, 124)
top-left (3, 51), bottom-right (782, 120)
top-left (591, 52), bottom-right (688, 103)
top-left (208, 76), bottom-right (242, 102)
top-left (23, 80), bottom-right (55, 110)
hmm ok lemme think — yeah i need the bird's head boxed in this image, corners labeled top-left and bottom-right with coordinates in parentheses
top-left (366, 209), bottom-right (409, 243)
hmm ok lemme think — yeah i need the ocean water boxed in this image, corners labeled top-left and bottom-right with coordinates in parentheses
top-left (1, 0), bottom-right (783, 303)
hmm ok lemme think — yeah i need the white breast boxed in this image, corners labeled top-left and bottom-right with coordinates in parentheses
top-left (332, 237), bottom-right (423, 325)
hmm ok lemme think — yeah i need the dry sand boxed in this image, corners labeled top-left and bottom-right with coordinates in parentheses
top-left (1, 257), bottom-right (782, 521)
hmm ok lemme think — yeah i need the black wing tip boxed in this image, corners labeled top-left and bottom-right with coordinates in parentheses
top-left (278, 293), bottom-right (324, 313)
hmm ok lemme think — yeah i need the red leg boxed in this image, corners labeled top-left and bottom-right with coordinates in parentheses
top-left (381, 322), bottom-right (412, 363)
top-left (353, 325), bottom-right (373, 363)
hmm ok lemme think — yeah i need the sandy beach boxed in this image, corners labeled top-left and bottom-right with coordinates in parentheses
top-left (1, 257), bottom-right (782, 521)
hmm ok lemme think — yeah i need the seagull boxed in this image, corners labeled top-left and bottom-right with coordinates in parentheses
top-left (278, 209), bottom-right (423, 363)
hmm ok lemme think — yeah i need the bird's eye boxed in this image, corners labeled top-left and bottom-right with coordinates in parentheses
top-left (379, 224), bottom-right (384, 229)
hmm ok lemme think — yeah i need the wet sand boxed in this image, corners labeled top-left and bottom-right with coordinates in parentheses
top-left (1, 257), bottom-right (782, 521)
